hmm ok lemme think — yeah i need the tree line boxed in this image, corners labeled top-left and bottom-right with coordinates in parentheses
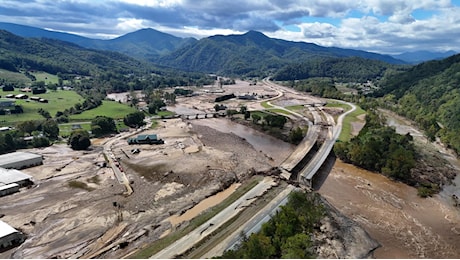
top-left (334, 108), bottom-right (418, 184)
top-left (375, 54), bottom-right (460, 155)
top-left (218, 191), bottom-right (324, 259)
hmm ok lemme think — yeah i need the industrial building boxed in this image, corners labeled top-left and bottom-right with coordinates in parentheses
top-left (0, 168), bottom-right (33, 188)
top-left (0, 152), bottom-right (43, 169)
top-left (0, 220), bottom-right (25, 251)
top-left (0, 183), bottom-right (20, 197)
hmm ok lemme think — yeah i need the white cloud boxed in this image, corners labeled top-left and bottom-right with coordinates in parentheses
top-left (0, 0), bottom-right (459, 53)
top-left (116, 0), bottom-right (183, 8)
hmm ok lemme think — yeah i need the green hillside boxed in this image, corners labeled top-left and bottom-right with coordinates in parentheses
top-left (0, 29), bottom-right (152, 76)
top-left (157, 30), bottom-right (404, 76)
top-left (273, 56), bottom-right (399, 82)
top-left (377, 54), bottom-right (460, 154)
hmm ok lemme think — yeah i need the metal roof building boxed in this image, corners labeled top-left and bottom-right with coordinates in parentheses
top-left (0, 151), bottom-right (43, 169)
top-left (0, 168), bottom-right (33, 187)
top-left (0, 220), bottom-right (25, 250)
top-left (0, 183), bottom-right (20, 197)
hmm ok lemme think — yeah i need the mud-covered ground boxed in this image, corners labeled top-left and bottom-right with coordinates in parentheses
top-left (0, 118), bottom-right (285, 259)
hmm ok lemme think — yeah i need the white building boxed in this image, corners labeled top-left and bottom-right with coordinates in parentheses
top-left (0, 168), bottom-right (33, 187)
top-left (0, 220), bottom-right (25, 250)
top-left (0, 183), bottom-right (20, 197)
top-left (0, 152), bottom-right (43, 169)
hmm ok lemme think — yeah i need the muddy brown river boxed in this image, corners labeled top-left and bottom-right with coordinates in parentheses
top-left (319, 160), bottom-right (460, 258)
top-left (319, 110), bottom-right (460, 258)
top-left (198, 112), bottom-right (460, 258)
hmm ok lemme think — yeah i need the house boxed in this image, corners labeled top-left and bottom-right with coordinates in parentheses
top-left (127, 134), bottom-right (164, 145)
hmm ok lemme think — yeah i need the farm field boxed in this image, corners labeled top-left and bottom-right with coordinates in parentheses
top-left (30, 72), bottom-right (60, 85)
top-left (0, 90), bottom-right (84, 126)
top-left (69, 100), bottom-right (138, 120)
top-left (0, 69), bottom-right (31, 86)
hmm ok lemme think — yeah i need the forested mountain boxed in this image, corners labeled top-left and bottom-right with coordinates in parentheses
top-left (273, 56), bottom-right (397, 82)
top-left (157, 30), bottom-right (405, 76)
top-left (0, 22), bottom-right (196, 59)
top-left (100, 28), bottom-right (197, 59)
top-left (376, 54), bottom-right (460, 154)
top-left (0, 29), bottom-right (152, 75)
top-left (0, 23), bottom-right (406, 77)
top-left (392, 50), bottom-right (457, 64)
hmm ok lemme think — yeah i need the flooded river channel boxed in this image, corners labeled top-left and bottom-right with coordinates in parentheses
top-left (173, 112), bottom-right (460, 258)
top-left (320, 110), bottom-right (460, 258)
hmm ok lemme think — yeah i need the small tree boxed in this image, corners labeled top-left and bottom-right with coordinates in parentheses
top-left (148, 98), bottom-right (166, 114)
top-left (38, 108), bottom-right (51, 119)
top-left (252, 114), bottom-right (261, 124)
top-left (42, 119), bottom-right (59, 139)
top-left (91, 116), bottom-right (117, 137)
top-left (244, 111), bottom-right (251, 120)
top-left (68, 129), bottom-right (91, 150)
top-left (289, 127), bottom-right (304, 144)
top-left (124, 111), bottom-right (146, 128)
top-left (240, 105), bottom-right (247, 114)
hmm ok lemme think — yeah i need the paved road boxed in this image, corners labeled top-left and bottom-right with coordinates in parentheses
top-left (150, 80), bottom-right (357, 258)
top-left (151, 177), bottom-right (278, 259)
top-left (299, 101), bottom-right (357, 186)
top-left (262, 79), bottom-right (323, 174)
top-left (201, 185), bottom-right (298, 258)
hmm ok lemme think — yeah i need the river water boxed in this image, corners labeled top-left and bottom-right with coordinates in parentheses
top-left (166, 111), bottom-right (460, 258)
top-left (318, 110), bottom-right (460, 258)
top-left (319, 160), bottom-right (460, 258)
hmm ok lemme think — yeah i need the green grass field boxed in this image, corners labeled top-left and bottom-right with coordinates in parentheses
top-left (267, 108), bottom-right (293, 116)
top-left (285, 105), bottom-right (305, 111)
top-left (0, 69), bottom-right (31, 86)
top-left (156, 110), bottom-right (175, 117)
top-left (0, 90), bottom-right (84, 126)
top-left (59, 122), bottom-right (92, 137)
top-left (69, 100), bottom-right (138, 120)
top-left (337, 103), bottom-right (366, 142)
top-left (260, 101), bottom-right (273, 108)
top-left (31, 72), bottom-right (60, 85)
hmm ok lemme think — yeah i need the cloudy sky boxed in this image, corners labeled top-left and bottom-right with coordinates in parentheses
top-left (0, 0), bottom-right (459, 54)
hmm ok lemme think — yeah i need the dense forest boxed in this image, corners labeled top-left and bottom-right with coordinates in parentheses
top-left (375, 54), bottom-right (460, 154)
top-left (334, 109), bottom-right (416, 182)
top-left (273, 56), bottom-right (398, 82)
top-left (158, 30), bottom-right (404, 77)
top-left (0, 29), bottom-right (215, 95)
top-left (218, 191), bottom-right (324, 259)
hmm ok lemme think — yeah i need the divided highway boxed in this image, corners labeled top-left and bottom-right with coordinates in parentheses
top-left (150, 79), bottom-right (357, 258)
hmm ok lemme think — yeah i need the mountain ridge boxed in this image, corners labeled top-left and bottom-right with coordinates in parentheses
top-left (392, 50), bottom-right (457, 64)
top-left (0, 22), bottom-right (196, 59)
top-left (157, 30), bottom-right (405, 75)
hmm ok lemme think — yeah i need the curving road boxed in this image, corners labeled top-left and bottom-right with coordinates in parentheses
top-left (299, 101), bottom-right (357, 186)
top-left (148, 79), bottom-right (358, 258)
